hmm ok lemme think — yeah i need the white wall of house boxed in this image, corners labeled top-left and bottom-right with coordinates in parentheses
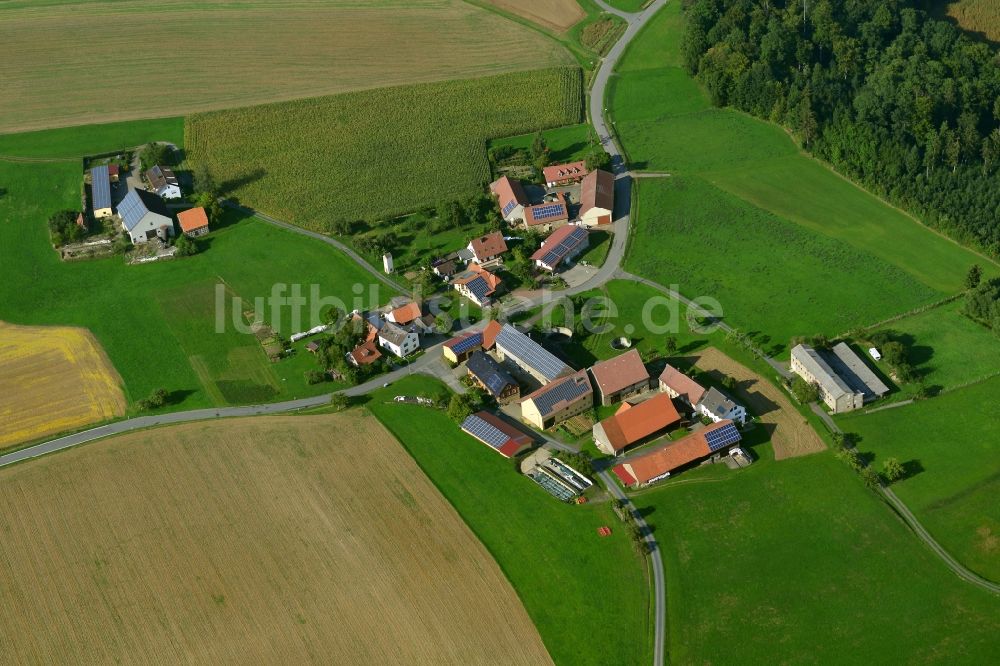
top-left (125, 214), bottom-right (173, 244)
top-left (379, 331), bottom-right (419, 358)
top-left (155, 184), bottom-right (182, 199)
top-left (696, 401), bottom-right (747, 426)
top-left (580, 206), bottom-right (612, 227)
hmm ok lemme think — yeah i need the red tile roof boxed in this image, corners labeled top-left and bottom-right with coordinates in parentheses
top-left (349, 341), bottom-right (382, 366)
top-left (389, 301), bottom-right (422, 325)
top-left (597, 393), bottom-right (680, 452)
top-left (581, 169), bottom-right (614, 214)
top-left (177, 206), bottom-right (209, 233)
top-left (658, 364), bottom-right (706, 405)
top-left (614, 420), bottom-right (735, 484)
top-left (482, 320), bottom-right (503, 350)
top-left (490, 176), bottom-right (527, 212)
top-left (107, 163), bottom-right (120, 176)
top-left (612, 464), bottom-right (637, 486)
top-left (531, 224), bottom-right (588, 263)
top-left (468, 231), bottom-right (508, 260)
top-left (543, 161), bottom-right (587, 184)
top-left (524, 201), bottom-right (569, 226)
top-left (589, 349), bottom-right (649, 398)
top-left (463, 411), bottom-right (534, 458)
top-left (454, 263), bottom-right (502, 298)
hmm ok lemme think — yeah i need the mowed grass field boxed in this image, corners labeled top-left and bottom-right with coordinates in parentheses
top-left (0, 413), bottom-right (553, 664)
top-left (630, 451), bottom-right (1000, 663)
top-left (0, 119), bottom-right (385, 411)
top-left (186, 67), bottom-right (583, 227)
top-left (839, 377), bottom-right (1000, 583)
top-left (612, 2), bottom-right (998, 345)
top-left (366, 376), bottom-right (651, 666)
top-left (0, 0), bottom-right (571, 134)
top-left (0, 322), bottom-right (125, 449)
top-left (485, 0), bottom-right (586, 32)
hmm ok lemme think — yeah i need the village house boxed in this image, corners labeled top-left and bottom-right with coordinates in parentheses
top-left (377, 321), bottom-right (419, 358)
top-left (453, 263), bottom-right (502, 307)
top-left (145, 165), bottom-right (182, 199)
top-left (523, 200), bottom-right (570, 232)
top-left (612, 420), bottom-right (742, 487)
top-left (442, 331), bottom-right (483, 364)
top-left (658, 364), bottom-right (706, 407)
top-left (387, 301), bottom-right (422, 326)
top-left (118, 189), bottom-right (173, 244)
top-left (493, 323), bottom-right (572, 384)
top-left (579, 169), bottom-right (614, 227)
top-left (543, 161), bottom-right (588, 188)
top-left (520, 370), bottom-right (593, 429)
top-left (461, 411), bottom-right (534, 458)
top-left (466, 351), bottom-right (520, 404)
top-left (467, 231), bottom-right (507, 265)
top-left (593, 393), bottom-right (681, 456)
top-left (696, 387), bottom-right (748, 426)
top-left (177, 206), bottom-right (210, 237)
top-left (588, 349), bottom-right (650, 405)
top-left (432, 256), bottom-right (459, 280)
top-left (90, 164), bottom-right (113, 219)
top-left (348, 341), bottom-right (382, 367)
top-left (490, 175), bottom-right (528, 223)
top-left (532, 225), bottom-right (589, 272)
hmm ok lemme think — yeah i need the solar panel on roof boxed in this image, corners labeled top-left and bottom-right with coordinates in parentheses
top-left (502, 199), bottom-right (517, 216)
top-left (450, 333), bottom-right (482, 354)
top-left (538, 227), bottom-right (587, 267)
top-left (704, 423), bottom-right (741, 452)
top-left (531, 204), bottom-right (565, 219)
top-left (90, 165), bottom-right (111, 211)
top-left (461, 414), bottom-right (511, 451)
top-left (494, 325), bottom-right (568, 381)
top-left (465, 276), bottom-right (491, 301)
top-left (117, 190), bottom-right (149, 231)
top-left (530, 376), bottom-right (590, 416)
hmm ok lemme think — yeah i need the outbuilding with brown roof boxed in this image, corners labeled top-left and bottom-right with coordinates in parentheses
top-left (589, 349), bottom-right (650, 405)
top-left (177, 206), bottom-right (210, 237)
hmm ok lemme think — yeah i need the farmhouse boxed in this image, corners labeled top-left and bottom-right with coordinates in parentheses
top-left (453, 263), bottom-right (502, 307)
top-left (378, 321), bottom-right (419, 358)
top-left (589, 349), bottom-right (650, 405)
top-left (176, 206), bottom-right (209, 237)
top-left (461, 411), bottom-right (534, 458)
top-left (145, 165), bottom-right (182, 199)
top-left (593, 393), bottom-right (681, 455)
top-left (658, 364), bottom-right (706, 407)
top-left (494, 323), bottom-right (572, 384)
top-left (90, 165), bottom-right (113, 219)
top-left (118, 189), bottom-right (173, 244)
top-left (532, 225), bottom-right (589, 272)
top-left (467, 231), bottom-right (507, 265)
top-left (612, 420), bottom-right (742, 487)
top-left (696, 387), bottom-right (748, 426)
top-left (523, 200), bottom-right (570, 231)
top-left (466, 351), bottom-right (520, 404)
top-left (520, 370), bottom-right (593, 429)
top-left (442, 331), bottom-right (483, 364)
top-left (579, 169), bottom-right (614, 227)
top-left (490, 175), bottom-right (528, 223)
top-left (791, 343), bottom-right (870, 413)
top-left (543, 161), bottom-right (587, 188)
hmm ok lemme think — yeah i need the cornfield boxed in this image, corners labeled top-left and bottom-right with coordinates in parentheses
top-left (186, 67), bottom-right (583, 228)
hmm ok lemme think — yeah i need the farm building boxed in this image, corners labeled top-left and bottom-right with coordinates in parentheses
top-left (467, 231), bottom-right (507, 265)
top-left (790, 343), bottom-right (879, 413)
top-left (466, 351), bottom-right (520, 404)
top-left (453, 263), bottom-right (502, 307)
top-left (89, 165), bottom-right (113, 219)
top-left (107, 163), bottom-right (120, 182)
top-left (579, 169), bottom-right (614, 226)
top-left (177, 206), bottom-right (210, 237)
top-left (118, 189), bottom-right (173, 244)
top-left (442, 332), bottom-right (483, 364)
top-left (490, 175), bottom-right (528, 223)
top-left (696, 387), bottom-right (747, 426)
top-left (378, 321), bottom-right (419, 358)
top-left (532, 225), bottom-right (589, 272)
top-left (612, 420), bottom-right (742, 487)
top-left (523, 200), bottom-right (570, 231)
top-left (494, 323), bottom-right (572, 384)
top-left (588, 349), bottom-right (650, 405)
top-left (658, 364), bottom-right (706, 407)
top-left (828, 342), bottom-right (890, 401)
top-left (145, 165), bottom-right (181, 199)
top-left (461, 411), bottom-right (534, 458)
top-left (348, 340), bottom-right (382, 367)
top-left (482, 319), bottom-right (503, 351)
top-left (593, 393), bottom-right (681, 456)
top-left (520, 370), bottom-right (593, 430)
top-left (543, 161), bottom-right (587, 188)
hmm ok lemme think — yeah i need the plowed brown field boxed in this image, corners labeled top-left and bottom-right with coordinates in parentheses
top-left (0, 321), bottom-right (125, 449)
top-left (486, 0), bottom-right (586, 32)
top-left (0, 413), bottom-right (552, 664)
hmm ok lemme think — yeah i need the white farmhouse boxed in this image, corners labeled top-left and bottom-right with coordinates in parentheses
top-left (696, 387), bottom-right (747, 426)
top-left (146, 165), bottom-right (182, 199)
top-left (377, 321), bottom-right (419, 358)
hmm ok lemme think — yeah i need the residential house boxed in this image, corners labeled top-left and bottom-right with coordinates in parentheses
top-left (461, 411), bottom-right (534, 458)
top-left (588, 349), bottom-right (650, 405)
top-left (146, 165), bottom-right (181, 199)
top-left (696, 386), bottom-right (747, 426)
top-left (466, 351), bottom-right (520, 404)
top-left (520, 370), bottom-right (593, 429)
top-left (177, 206), bottom-right (210, 237)
top-left (442, 331), bottom-right (483, 364)
top-left (494, 323), bottom-right (572, 384)
top-left (532, 225), bottom-right (589, 272)
top-left (378, 321), bottom-right (419, 358)
top-left (489, 175), bottom-right (528, 223)
top-left (523, 200), bottom-right (569, 232)
top-left (790, 344), bottom-right (864, 413)
top-left (543, 161), bottom-right (588, 188)
top-left (579, 169), bottom-right (614, 227)
top-left (432, 257), bottom-right (459, 280)
top-left (348, 341), bottom-right (382, 367)
top-left (612, 420), bottom-right (742, 487)
top-left (593, 393), bottom-right (681, 456)
top-left (453, 263), bottom-right (502, 307)
top-left (658, 364), bottom-right (706, 407)
top-left (90, 165), bottom-right (112, 219)
top-left (388, 301), bottom-right (422, 326)
top-left (467, 231), bottom-right (507, 265)
top-left (118, 189), bottom-right (173, 244)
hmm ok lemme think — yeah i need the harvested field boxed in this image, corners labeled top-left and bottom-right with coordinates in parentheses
top-left (944, 0), bottom-right (1000, 41)
top-left (0, 413), bottom-right (552, 664)
top-left (0, 321), bottom-right (124, 449)
top-left (0, 0), bottom-right (572, 133)
top-left (485, 0), bottom-right (586, 32)
top-left (688, 347), bottom-right (825, 460)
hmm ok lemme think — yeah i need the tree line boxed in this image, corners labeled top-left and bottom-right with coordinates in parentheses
top-left (683, 0), bottom-right (1000, 256)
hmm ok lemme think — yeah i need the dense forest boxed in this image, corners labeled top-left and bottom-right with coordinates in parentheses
top-left (682, 0), bottom-right (1000, 256)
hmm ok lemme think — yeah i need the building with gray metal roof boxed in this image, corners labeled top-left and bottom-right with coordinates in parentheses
top-left (790, 344), bottom-right (863, 413)
top-left (90, 165), bottom-right (113, 219)
top-left (118, 189), bottom-right (172, 244)
top-left (828, 342), bottom-right (890, 400)
top-left (494, 323), bottom-right (572, 384)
